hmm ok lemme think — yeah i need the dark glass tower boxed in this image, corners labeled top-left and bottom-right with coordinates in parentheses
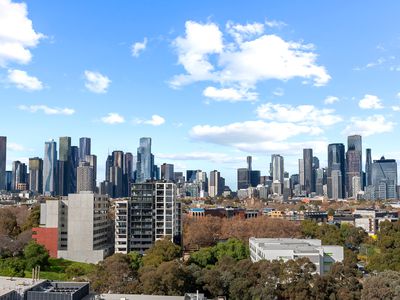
top-left (327, 143), bottom-right (346, 199)
top-left (79, 137), bottom-right (91, 161)
top-left (303, 149), bottom-right (314, 195)
top-left (0, 136), bottom-right (6, 191)
top-left (365, 148), bottom-right (372, 187)
top-left (346, 135), bottom-right (362, 197)
top-left (58, 136), bottom-right (71, 196)
top-left (136, 137), bottom-right (154, 183)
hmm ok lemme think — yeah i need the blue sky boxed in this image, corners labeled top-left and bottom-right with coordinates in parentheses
top-left (2, 0), bottom-right (400, 188)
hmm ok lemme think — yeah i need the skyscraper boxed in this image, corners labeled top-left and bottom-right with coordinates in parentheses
top-left (161, 163), bottom-right (174, 181)
top-left (303, 149), bottom-right (313, 195)
top-left (105, 154), bottom-right (113, 182)
top-left (79, 137), bottom-right (91, 161)
top-left (247, 156), bottom-right (252, 171)
top-left (272, 154), bottom-right (284, 183)
top-left (237, 168), bottom-right (250, 190)
top-left (365, 148), bottom-right (372, 187)
top-left (136, 137), bottom-right (154, 183)
top-left (298, 159), bottom-right (304, 189)
top-left (70, 146), bottom-right (79, 193)
top-left (85, 154), bottom-right (97, 189)
top-left (0, 136), bottom-right (6, 191)
top-left (58, 136), bottom-right (71, 196)
top-left (77, 161), bottom-right (95, 193)
top-left (346, 135), bottom-right (362, 197)
top-left (327, 143), bottom-right (346, 199)
top-left (371, 157), bottom-right (397, 200)
top-left (124, 153), bottom-right (135, 181)
top-left (209, 170), bottom-right (222, 197)
top-left (186, 170), bottom-right (197, 183)
top-left (29, 157), bottom-right (43, 194)
top-left (43, 140), bottom-right (57, 196)
top-left (12, 161), bottom-right (27, 190)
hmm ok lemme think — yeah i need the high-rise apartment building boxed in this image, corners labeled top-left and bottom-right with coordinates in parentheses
top-left (115, 182), bottom-right (182, 254)
top-left (327, 143), bottom-right (345, 199)
top-left (43, 140), bottom-right (57, 196)
top-left (85, 154), bottom-right (97, 190)
top-left (0, 136), bottom-right (6, 191)
top-left (79, 137), bottom-right (91, 161)
top-left (29, 157), bottom-right (43, 194)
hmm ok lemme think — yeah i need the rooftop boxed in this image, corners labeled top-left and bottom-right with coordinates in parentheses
top-left (0, 276), bottom-right (45, 297)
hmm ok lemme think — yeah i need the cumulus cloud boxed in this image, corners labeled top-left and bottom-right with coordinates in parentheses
top-left (324, 95), bottom-right (339, 105)
top-left (7, 142), bottom-right (25, 151)
top-left (203, 86), bottom-right (258, 102)
top-left (256, 102), bottom-right (342, 126)
top-left (392, 106), bottom-right (400, 112)
top-left (342, 115), bottom-right (394, 137)
top-left (358, 94), bottom-right (383, 109)
top-left (101, 112), bottom-right (125, 124)
top-left (7, 69), bottom-right (42, 90)
top-left (131, 37), bottom-right (147, 57)
top-left (170, 20), bottom-right (330, 100)
top-left (84, 70), bottom-right (111, 93)
top-left (18, 104), bottom-right (74, 115)
top-left (0, 0), bottom-right (44, 67)
top-left (265, 19), bottom-right (287, 29)
top-left (134, 114), bottom-right (165, 126)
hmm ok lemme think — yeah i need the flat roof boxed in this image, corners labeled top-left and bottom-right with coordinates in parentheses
top-left (87, 294), bottom-right (184, 300)
top-left (0, 276), bottom-right (45, 297)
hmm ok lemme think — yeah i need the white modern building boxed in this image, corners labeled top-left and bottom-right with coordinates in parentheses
top-left (249, 238), bottom-right (343, 274)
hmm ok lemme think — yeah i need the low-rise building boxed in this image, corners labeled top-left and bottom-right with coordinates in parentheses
top-left (249, 238), bottom-right (343, 274)
top-left (353, 209), bottom-right (398, 235)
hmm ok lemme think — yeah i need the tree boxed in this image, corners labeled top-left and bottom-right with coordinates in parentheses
top-left (140, 260), bottom-right (193, 296)
top-left (142, 239), bottom-right (181, 267)
top-left (22, 206), bottom-right (40, 231)
top-left (301, 219), bottom-right (319, 238)
top-left (362, 270), bottom-right (400, 300)
top-left (127, 251), bottom-right (143, 270)
top-left (89, 253), bottom-right (139, 293)
top-left (23, 241), bottom-right (49, 270)
top-left (0, 209), bottom-right (20, 237)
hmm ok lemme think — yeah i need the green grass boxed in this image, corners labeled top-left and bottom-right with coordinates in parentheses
top-left (0, 258), bottom-right (95, 281)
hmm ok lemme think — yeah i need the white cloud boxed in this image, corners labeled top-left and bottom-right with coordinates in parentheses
top-left (7, 69), bottom-right (43, 90)
top-left (134, 114), bottom-right (165, 126)
top-left (7, 142), bottom-right (25, 151)
top-left (170, 20), bottom-right (330, 93)
top-left (358, 94), bottom-right (383, 109)
top-left (324, 95), bottom-right (339, 105)
top-left (101, 112), bottom-right (125, 124)
top-left (203, 86), bottom-right (258, 102)
top-left (84, 70), bottom-right (111, 93)
top-left (18, 104), bottom-right (75, 115)
top-left (265, 18), bottom-right (287, 29)
top-left (272, 87), bottom-right (284, 97)
top-left (226, 21), bottom-right (265, 44)
top-left (0, 0), bottom-right (44, 67)
top-left (191, 120), bottom-right (322, 145)
top-left (256, 102), bottom-right (342, 126)
top-left (131, 37), bottom-right (147, 57)
top-left (157, 152), bottom-right (245, 164)
top-left (342, 115), bottom-right (394, 137)
top-left (392, 106), bottom-right (400, 112)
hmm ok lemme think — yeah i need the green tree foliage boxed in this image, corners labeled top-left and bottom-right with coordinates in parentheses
top-left (189, 238), bottom-right (249, 268)
top-left (23, 241), bottom-right (49, 270)
top-left (127, 251), bottom-right (143, 270)
top-left (0, 258), bottom-right (26, 277)
top-left (22, 205), bottom-right (40, 231)
top-left (139, 260), bottom-right (194, 296)
top-left (142, 239), bottom-right (181, 267)
top-left (361, 270), bottom-right (400, 300)
top-left (89, 253), bottom-right (140, 293)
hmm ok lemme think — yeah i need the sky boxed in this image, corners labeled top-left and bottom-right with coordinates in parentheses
top-left (2, 0), bottom-right (400, 188)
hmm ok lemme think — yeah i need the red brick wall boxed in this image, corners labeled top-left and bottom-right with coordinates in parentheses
top-left (32, 227), bottom-right (58, 258)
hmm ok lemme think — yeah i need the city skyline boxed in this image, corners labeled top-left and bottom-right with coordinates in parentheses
top-left (2, 0), bottom-right (400, 188)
